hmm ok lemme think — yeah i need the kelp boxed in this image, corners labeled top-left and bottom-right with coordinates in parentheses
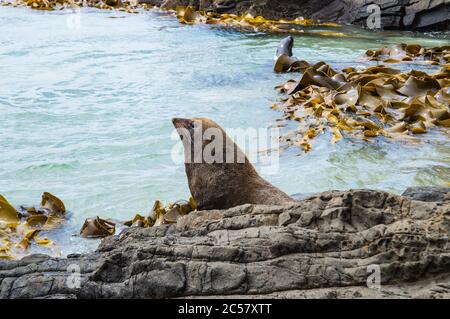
top-left (122, 197), bottom-right (196, 228)
top-left (1, 0), bottom-right (154, 12)
top-left (151, 197), bottom-right (196, 225)
top-left (80, 217), bottom-right (116, 238)
top-left (3, 1), bottom-right (347, 37)
top-left (79, 196), bottom-right (196, 238)
top-left (17, 229), bottom-right (40, 249)
top-left (276, 42), bottom-right (450, 74)
top-left (174, 6), bottom-right (347, 37)
top-left (0, 194), bottom-right (20, 223)
top-left (0, 192), bottom-right (65, 259)
top-left (41, 191), bottom-right (66, 214)
top-left (363, 43), bottom-right (450, 66)
top-left (273, 37), bottom-right (450, 153)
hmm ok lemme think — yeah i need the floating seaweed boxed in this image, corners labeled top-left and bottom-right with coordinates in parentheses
top-left (0, 192), bottom-right (65, 259)
top-left (79, 196), bottom-right (196, 238)
top-left (0, 194), bottom-right (20, 223)
top-left (17, 229), bottom-right (40, 249)
top-left (41, 191), bottom-right (66, 214)
top-left (273, 37), bottom-right (450, 153)
top-left (2, 190), bottom-right (197, 257)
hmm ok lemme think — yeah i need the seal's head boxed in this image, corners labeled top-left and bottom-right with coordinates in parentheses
top-left (172, 117), bottom-right (246, 164)
top-left (276, 35), bottom-right (294, 59)
top-left (172, 117), bottom-right (196, 158)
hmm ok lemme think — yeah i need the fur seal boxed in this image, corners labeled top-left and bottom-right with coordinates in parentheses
top-left (172, 117), bottom-right (295, 210)
top-left (275, 35), bottom-right (294, 59)
top-left (274, 36), bottom-right (310, 73)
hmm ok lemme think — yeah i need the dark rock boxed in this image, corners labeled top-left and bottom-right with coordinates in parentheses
top-left (1, 189), bottom-right (449, 298)
top-left (402, 186), bottom-right (450, 202)
top-left (145, 0), bottom-right (450, 30)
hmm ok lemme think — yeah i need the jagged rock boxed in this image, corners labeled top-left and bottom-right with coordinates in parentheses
top-left (1, 188), bottom-right (449, 299)
top-left (336, 0), bottom-right (450, 30)
top-left (145, 0), bottom-right (450, 30)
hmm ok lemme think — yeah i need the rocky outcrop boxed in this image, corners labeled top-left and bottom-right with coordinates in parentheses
top-left (313, 0), bottom-right (450, 30)
top-left (0, 187), bottom-right (449, 299)
top-left (141, 0), bottom-right (450, 30)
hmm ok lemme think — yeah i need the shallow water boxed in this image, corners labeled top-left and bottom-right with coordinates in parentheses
top-left (0, 6), bottom-right (449, 255)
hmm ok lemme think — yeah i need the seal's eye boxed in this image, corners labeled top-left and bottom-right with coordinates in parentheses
top-left (188, 122), bottom-right (196, 129)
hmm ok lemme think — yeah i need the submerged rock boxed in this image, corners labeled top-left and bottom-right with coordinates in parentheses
top-left (1, 187), bottom-right (449, 299)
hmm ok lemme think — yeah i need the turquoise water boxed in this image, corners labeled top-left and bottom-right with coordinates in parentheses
top-left (0, 6), bottom-right (449, 255)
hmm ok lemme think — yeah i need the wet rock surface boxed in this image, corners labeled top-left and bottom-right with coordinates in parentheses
top-left (145, 0), bottom-right (450, 30)
top-left (403, 186), bottom-right (450, 202)
top-left (1, 187), bottom-right (449, 299)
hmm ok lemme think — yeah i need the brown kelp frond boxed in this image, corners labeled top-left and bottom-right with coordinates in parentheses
top-left (0, 192), bottom-right (65, 260)
top-left (363, 43), bottom-right (450, 66)
top-left (79, 216), bottom-right (116, 238)
top-left (79, 197), bottom-right (196, 238)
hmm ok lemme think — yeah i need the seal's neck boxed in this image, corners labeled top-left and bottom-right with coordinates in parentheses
top-left (185, 161), bottom-right (262, 210)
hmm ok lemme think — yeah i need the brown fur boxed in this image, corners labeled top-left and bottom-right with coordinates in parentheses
top-left (172, 117), bottom-right (295, 210)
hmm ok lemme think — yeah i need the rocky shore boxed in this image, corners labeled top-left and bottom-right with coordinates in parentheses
top-left (138, 0), bottom-right (450, 30)
top-left (3, 0), bottom-right (448, 30)
top-left (1, 187), bottom-right (449, 299)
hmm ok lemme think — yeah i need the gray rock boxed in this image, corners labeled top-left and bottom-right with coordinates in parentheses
top-left (402, 186), bottom-right (450, 202)
top-left (1, 188), bottom-right (450, 299)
